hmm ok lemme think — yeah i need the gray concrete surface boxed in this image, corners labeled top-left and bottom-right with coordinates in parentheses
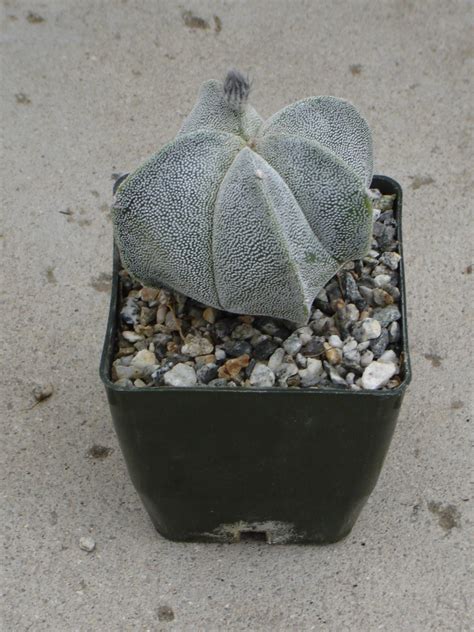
top-left (1, 0), bottom-right (473, 630)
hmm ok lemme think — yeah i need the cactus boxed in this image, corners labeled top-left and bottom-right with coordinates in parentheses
top-left (112, 70), bottom-right (373, 324)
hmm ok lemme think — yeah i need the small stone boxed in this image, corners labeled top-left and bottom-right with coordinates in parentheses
top-left (133, 379), bottom-right (147, 388)
top-left (379, 350), bottom-right (398, 366)
top-left (388, 321), bottom-right (401, 343)
top-left (32, 383), bottom-right (53, 402)
top-left (79, 536), bottom-right (96, 553)
top-left (268, 347), bottom-right (285, 371)
top-left (373, 306), bottom-right (401, 327)
top-left (357, 341), bottom-right (371, 351)
top-left (208, 378), bottom-right (230, 387)
top-left (120, 297), bottom-right (139, 326)
top-left (140, 287), bottom-right (160, 302)
top-left (328, 334), bottom-right (343, 349)
top-left (131, 349), bottom-right (157, 368)
top-left (359, 285), bottom-right (374, 305)
top-left (299, 358), bottom-right (323, 387)
top-left (373, 288), bottom-right (394, 306)
top-left (301, 338), bottom-right (324, 357)
top-left (214, 347), bottom-right (226, 362)
top-left (253, 338), bottom-right (279, 360)
top-left (287, 374), bottom-right (301, 387)
top-left (343, 347), bottom-right (361, 367)
top-left (352, 318), bottom-right (382, 342)
top-left (276, 362), bottom-right (299, 385)
top-left (116, 346), bottom-right (136, 358)
top-left (155, 304), bottom-right (168, 324)
top-left (360, 350), bottom-right (374, 367)
top-left (163, 363), bottom-right (197, 387)
top-left (165, 310), bottom-right (181, 331)
top-left (343, 339), bottom-right (358, 353)
top-left (158, 288), bottom-right (171, 305)
top-left (254, 317), bottom-right (281, 336)
top-left (377, 194), bottom-right (396, 211)
top-left (114, 378), bottom-right (133, 388)
top-left (196, 363), bottom-right (219, 384)
top-left (361, 360), bottom-right (397, 390)
top-left (374, 274), bottom-right (392, 288)
top-left (343, 272), bottom-right (364, 304)
top-left (203, 307), bottom-right (217, 324)
top-left (181, 334), bottom-right (214, 357)
top-left (324, 345), bottom-right (342, 365)
top-left (218, 354), bottom-right (250, 379)
top-left (214, 318), bottom-right (235, 339)
top-left (370, 328), bottom-right (389, 358)
top-left (380, 252), bottom-right (401, 270)
top-left (296, 326), bottom-right (313, 345)
top-left (326, 364), bottom-right (347, 386)
top-left (346, 372), bottom-right (355, 385)
top-left (295, 352), bottom-right (307, 368)
top-left (249, 363), bottom-right (275, 387)
top-left (122, 330), bottom-right (144, 343)
top-left (114, 365), bottom-right (142, 380)
top-left (223, 339), bottom-right (252, 357)
top-left (283, 333), bottom-right (302, 355)
top-left (231, 323), bottom-right (257, 340)
top-left (195, 354), bottom-right (216, 368)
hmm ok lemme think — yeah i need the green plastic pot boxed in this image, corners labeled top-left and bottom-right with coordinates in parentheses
top-left (100, 175), bottom-right (411, 544)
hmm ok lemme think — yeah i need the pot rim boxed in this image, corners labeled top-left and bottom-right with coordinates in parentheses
top-left (100, 175), bottom-right (411, 397)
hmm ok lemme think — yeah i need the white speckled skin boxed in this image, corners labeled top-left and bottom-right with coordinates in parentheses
top-left (112, 77), bottom-right (373, 324)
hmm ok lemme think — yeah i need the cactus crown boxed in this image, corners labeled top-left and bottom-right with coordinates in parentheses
top-left (112, 71), bottom-right (374, 324)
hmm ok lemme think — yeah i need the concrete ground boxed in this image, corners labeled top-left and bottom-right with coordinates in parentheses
top-left (1, 0), bottom-right (472, 630)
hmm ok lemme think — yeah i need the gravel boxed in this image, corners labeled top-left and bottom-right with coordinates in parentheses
top-left (111, 190), bottom-right (405, 391)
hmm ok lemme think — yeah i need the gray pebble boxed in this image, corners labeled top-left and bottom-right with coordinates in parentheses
top-left (373, 305), bottom-right (401, 327)
top-left (352, 318), bottom-right (382, 342)
top-left (253, 337), bottom-right (279, 360)
top-left (181, 334), bottom-right (214, 357)
top-left (369, 328), bottom-right (389, 358)
top-left (208, 378), bottom-right (229, 387)
top-left (389, 321), bottom-right (401, 343)
top-left (360, 350), bottom-right (374, 367)
top-left (268, 347), bottom-right (285, 371)
top-left (224, 339), bottom-right (252, 357)
top-left (121, 296), bottom-right (139, 326)
top-left (298, 358), bottom-right (323, 387)
top-left (196, 363), bottom-right (219, 384)
top-left (79, 536), bottom-right (96, 553)
top-left (283, 333), bottom-right (302, 355)
top-left (380, 251), bottom-right (401, 270)
top-left (231, 323), bottom-right (257, 340)
top-left (302, 337), bottom-right (325, 357)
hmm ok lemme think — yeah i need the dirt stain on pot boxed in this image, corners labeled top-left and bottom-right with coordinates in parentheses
top-left (427, 501), bottom-right (461, 532)
top-left (451, 400), bottom-right (464, 410)
top-left (424, 353), bottom-right (442, 367)
top-left (87, 445), bottom-right (113, 459)
top-left (463, 264), bottom-right (472, 274)
top-left (410, 175), bottom-right (435, 190)
top-left (157, 605), bottom-right (175, 622)
top-left (91, 272), bottom-right (112, 292)
top-left (182, 10), bottom-right (209, 29)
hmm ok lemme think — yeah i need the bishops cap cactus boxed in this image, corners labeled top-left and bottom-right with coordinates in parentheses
top-left (112, 70), bottom-right (373, 324)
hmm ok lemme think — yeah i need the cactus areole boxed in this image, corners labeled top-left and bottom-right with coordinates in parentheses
top-left (112, 70), bottom-right (374, 324)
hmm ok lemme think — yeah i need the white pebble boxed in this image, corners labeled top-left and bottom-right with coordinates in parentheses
top-left (122, 331), bottom-right (144, 343)
top-left (249, 363), bottom-right (275, 387)
top-left (296, 326), bottom-right (313, 345)
top-left (131, 349), bottom-right (156, 368)
top-left (299, 358), bottom-right (323, 387)
top-left (214, 347), bottom-right (226, 361)
top-left (361, 361), bottom-right (397, 390)
top-left (164, 363), bottom-right (197, 387)
top-left (328, 334), bottom-right (343, 349)
top-left (268, 348), bottom-right (285, 371)
top-left (374, 274), bottom-right (392, 288)
top-left (360, 350), bottom-right (374, 367)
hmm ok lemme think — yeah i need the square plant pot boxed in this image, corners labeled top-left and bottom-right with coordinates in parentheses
top-left (100, 175), bottom-right (411, 544)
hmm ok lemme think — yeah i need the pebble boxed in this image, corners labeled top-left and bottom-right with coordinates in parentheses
top-left (195, 353), bottom-right (216, 368)
top-left (79, 536), bottom-right (96, 553)
top-left (249, 363), bottom-right (275, 387)
top-left (328, 334), bottom-right (343, 349)
top-left (231, 323), bottom-right (257, 340)
top-left (181, 334), bottom-right (214, 357)
top-left (196, 363), bottom-right (219, 384)
top-left (302, 338), bottom-right (324, 356)
top-left (208, 378), bottom-right (230, 387)
top-left (163, 363), bottom-right (197, 387)
top-left (223, 339), bottom-right (252, 357)
top-left (140, 306), bottom-right (156, 326)
top-left (134, 379), bottom-right (147, 388)
top-left (389, 321), bottom-right (401, 343)
top-left (361, 360), bottom-right (397, 390)
top-left (326, 364), bottom-right (347, 386)
top-left (360, 350), bottom-right (374, 367)
top-left (203, 307), bottom-right (217, 324)
top-left (253, 337), bottom-right (279, 360)
top-left (114, 365), bottom-right (142, 380)
top-left (218, 354), bottom-right (250, 379)
top-left (380, 252), bottom-right (401, 270)
top-left (296, 326), bottom-right (313, 345)
top-left (114, 378), bottom-right (134, 388)
top-left (122, 330), bottom-right (144, 343)
top-left (214, 347), bottom-right (226, 362)
top-left (299, 358), bottom-right (323, 387)
top-left (120, 297), bottom-right (139, 326)
top-left (32, 383), bottom-right (53, 402)
top-left (268, 347), bottom-right (285, 371)
top-left (369, 328), bottom-right (389, 358)
top-left (155, 305), bottom-right (168, 324)
top-left (283, 332), bottom-right (303, 355)
top-left (295, 352), bottom-right (307, 368)
top-left (131, 349), bottom-right (157, 368)
top-left (276, 362), bottom-right (299, 385)
top-left (373, 305), bottom-right (401, 327)
top-left (352, 318), bottom-right (382, 342)
top-left (324, 344), bottom-right (342, 365)
top-left (140, 287), bottom-right (159, 302)
top-left (343, 272), bottom-right (364, 304)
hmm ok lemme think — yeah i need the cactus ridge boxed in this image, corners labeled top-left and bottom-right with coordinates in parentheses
top-left (113, 71), bottom-right (374, 324)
